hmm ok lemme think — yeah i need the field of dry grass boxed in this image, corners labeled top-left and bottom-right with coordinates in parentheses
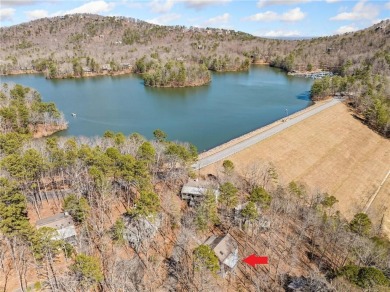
top-left (201, 103), bottom-right (390, 237)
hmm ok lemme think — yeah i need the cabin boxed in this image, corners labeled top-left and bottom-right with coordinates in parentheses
top-left (181, 180), bottom-right (219, 206)
top-left (36, 212), bottom-right (77, 244)
top-left (204, 234), bottom-right (239, 276)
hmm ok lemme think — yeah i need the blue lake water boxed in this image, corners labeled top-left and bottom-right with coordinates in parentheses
top-left (1, 65), bottom-right (313, 151)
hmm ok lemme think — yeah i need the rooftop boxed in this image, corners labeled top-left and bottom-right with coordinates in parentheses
top-left (205, 234), bottom-right (239, 269)
top-left (36, 212), bottom-right (74, 229)
top-left (181, 180), bottom-right (219, 196)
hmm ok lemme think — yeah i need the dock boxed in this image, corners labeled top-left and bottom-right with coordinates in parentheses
top-left (288, 71), bottom-right (334, 79)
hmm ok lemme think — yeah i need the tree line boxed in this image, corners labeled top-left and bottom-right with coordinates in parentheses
top-left (0, 83), bottom-right (67, 135)
top-left (310, 57), bottom-right (390, 137)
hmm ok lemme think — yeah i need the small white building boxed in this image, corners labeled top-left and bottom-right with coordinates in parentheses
top-left (82, 66), bottom-right (92, 73)
top-left (102, 64), bottom-right (111, 71)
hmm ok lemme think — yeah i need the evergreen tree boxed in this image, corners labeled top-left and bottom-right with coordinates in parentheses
top-left (137, 142), bottom-right (155, 163)
top-left (153, 129), bottom-right (167, 142)
top-left (70, 254), bottom-right (103, 288)
top-left (195, 190), bottom-right (220, 232)
top-left (219, 182), bottom-right (238, 209)
top-left (0, 178), bottom-right (32, 238)
top-left (194, 244), bottom-right (220, 273)
top-left (222, 160), bottom-right (234, 175)
top-left (350, 213), bottom-right (372, 236)
top-left (288, 181), bottom-right (306, 198)
top-left (129, 191), bottom-right (160, 219)
top-left (111, 218), bottom-right (125, 244)
top-left (241, 202), bottom-right (258, 221)
top-left (30, 227), bottom-right (64, 261)
top-left (249, 186), bottom-right (272, 209)
top-left (63, 194), bottom-right (90, 224)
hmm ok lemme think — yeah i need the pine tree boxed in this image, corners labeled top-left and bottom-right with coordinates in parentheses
top-left (219, 182), bottom-right (238, 209)
top-left (63, 194), bottom-right (90, 224)
top-left (129, 191), bottom-right (160, 219)
top-left (70, 254), bottom-right (103, 288)
top-left (195, 190), bottom-right (220, 232)
top-left (194, 245), bottom-right (220, 273)
top-left (250, 186), bottom-right (272, 209)
top-left (0, 178), bottom-right (33, 238)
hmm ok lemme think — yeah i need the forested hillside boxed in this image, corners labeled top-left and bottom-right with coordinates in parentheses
top-left (0, 14), bottom-right (389, 132)
top-left (0, 14), bottom-right (388, 78)
top-left (0, 85), bottom-right (389, 291)
top-left (0, 83), bottom-right (67, 138)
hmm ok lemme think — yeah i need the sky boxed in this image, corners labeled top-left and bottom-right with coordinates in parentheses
top-left (0, 0), bottom-right (389, 37)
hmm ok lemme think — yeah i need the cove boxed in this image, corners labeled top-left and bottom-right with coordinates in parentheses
top-left (0, 65), bottom-right (313, 151)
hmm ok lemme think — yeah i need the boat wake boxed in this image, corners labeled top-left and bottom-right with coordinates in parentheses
top-left (74, 116), bottom-right (123, 127)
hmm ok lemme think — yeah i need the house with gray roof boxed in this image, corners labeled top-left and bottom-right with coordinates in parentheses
top-left (36, 212), bottom-right (77, 244)
top-left (204, 233), bottom-right (239, 276)
top-left (181, 180), bottom-right (219, 206)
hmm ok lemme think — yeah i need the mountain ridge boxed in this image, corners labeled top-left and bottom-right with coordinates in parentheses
top-left (0, 14), bottom-right (388, 77)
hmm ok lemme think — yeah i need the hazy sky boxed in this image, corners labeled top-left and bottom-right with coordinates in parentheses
top-left (0, 0), bottom-right (389, 37)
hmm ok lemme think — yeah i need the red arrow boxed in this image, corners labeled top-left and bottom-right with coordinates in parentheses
top-left (243, 254), bottom-right (268, 267)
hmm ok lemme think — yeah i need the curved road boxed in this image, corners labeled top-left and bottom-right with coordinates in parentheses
top-left (193, 98), bottom-right (341, 170)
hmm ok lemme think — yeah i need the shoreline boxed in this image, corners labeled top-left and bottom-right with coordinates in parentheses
top-left (31, 123), bottom-right (68, 138)
top-left (0, 69), bottom-right (41, 76)
top-left (0, 62), bottom-right (268, 81)
top-left (0, 63), bottom-right (326, 81)
top-left (59, 68), bottom-right (134, 79)
top-left (198, 97), bottom-right (333, 160)
top-left (144, 79), bottom-right (211, 88)
top-left (0, 68), bottom-right (134, 78)
top-left (3, 64), bottom-right (320, 148)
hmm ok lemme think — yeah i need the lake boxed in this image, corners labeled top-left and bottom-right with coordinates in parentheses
top-left (0, 65), bottom-right (313, 151)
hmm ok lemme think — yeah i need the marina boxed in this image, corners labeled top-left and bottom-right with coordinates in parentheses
top-left (288, 70), bottom-right (334, 79)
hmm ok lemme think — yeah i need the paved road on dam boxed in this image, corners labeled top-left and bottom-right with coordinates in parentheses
top-left (193, 98), bottom-right (341, 170)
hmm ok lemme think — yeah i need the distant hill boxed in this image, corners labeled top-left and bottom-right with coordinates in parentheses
top-left (0, 14), bottom-right (388, 77)
top-left (0, 14), bottom-right (388, 135)
top-left (262, 36), bottom-right (314, 41)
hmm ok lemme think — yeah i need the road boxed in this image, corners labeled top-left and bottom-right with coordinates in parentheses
top-left (192, 98), bottom-right (341, 170)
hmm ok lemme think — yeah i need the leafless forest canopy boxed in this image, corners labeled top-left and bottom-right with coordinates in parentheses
top-left (0, 84), bottom-right (389, 291)
top-left (0, 14), bottom-right (388, 77)
top-left (0, 15), bottom-right (389, 291)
